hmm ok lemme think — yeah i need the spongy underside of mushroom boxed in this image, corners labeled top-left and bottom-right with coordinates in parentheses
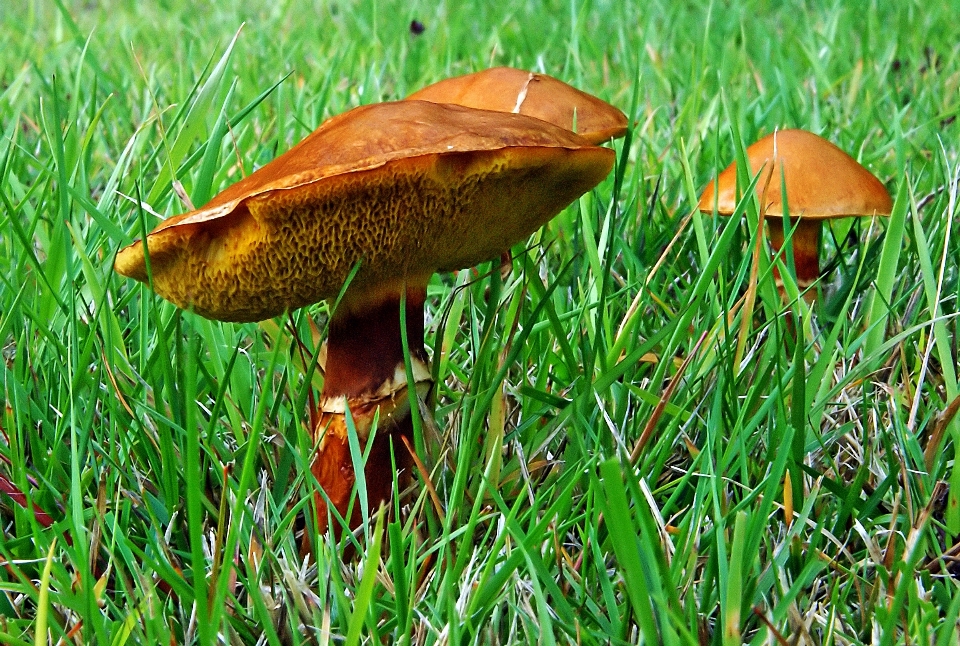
top-left (406, 67), bottom-right (629, 145)
top-left (116, 145), bottom-right (613, 322)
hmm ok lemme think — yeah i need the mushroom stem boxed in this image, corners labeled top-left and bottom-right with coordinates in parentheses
top-left (312, 290), bottom-right (432, 535)
top-left (324, 290), bottom-right (428, 397)
top-left (312, 411), bottom-right (417, 533)
top-left (766, 217), bottom-right (822, 303)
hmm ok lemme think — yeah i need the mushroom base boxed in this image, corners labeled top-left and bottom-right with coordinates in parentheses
top-left (311, 290), bottom-right (433, 538)
top-left (767, 217), bottom-right (821, 303)
top-left (312, 383), bottom-right (429, 535)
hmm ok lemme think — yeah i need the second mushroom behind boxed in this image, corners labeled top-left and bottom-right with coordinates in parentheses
top-left (114, 100), bottom-right (617, 538)
top-left (698, 128), bottom-right (892, 302)
top-left (407, 66), bottom-right (628, 145)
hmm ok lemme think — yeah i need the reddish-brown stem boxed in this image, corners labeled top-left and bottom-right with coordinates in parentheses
top-left (312, 414), bottom-right (414, 532)
top-left (767, 217), bottom-right (822, 302)
top-left (323, 291), bottom-right (427, 397)
top-left (311, 289), bottom-right (429, 537)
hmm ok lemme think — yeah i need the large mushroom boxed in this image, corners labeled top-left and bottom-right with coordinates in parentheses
top-left (698, 128), bottom-right (892, 301)
top-left (407, 66), bottom-right (628, 144)
top-left (115, 100), bottom-right (615, 535)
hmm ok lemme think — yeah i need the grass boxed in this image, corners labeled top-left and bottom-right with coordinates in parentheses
top-left (1, 0), bottom-right (959, 643)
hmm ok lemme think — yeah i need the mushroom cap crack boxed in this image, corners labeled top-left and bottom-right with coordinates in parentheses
top-left (407, 66), bottom-right (628, 144)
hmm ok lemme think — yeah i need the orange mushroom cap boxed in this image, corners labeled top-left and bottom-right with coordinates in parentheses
top-left (406, 67), bottom-right (628, 144)
top-left (115, 100), bottom-right (614, 322)
top-left (697, 128), bottom-right (892, 219)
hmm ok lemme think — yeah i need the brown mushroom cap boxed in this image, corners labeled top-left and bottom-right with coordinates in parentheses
top-left (697, 128), bottom-right (892, 219)
top-left (115, 100), bottom-right (614, 322)
top-left (406, 67), bottom-right (628, 144)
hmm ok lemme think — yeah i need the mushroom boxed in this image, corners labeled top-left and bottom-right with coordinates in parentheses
top-left (697, 128), bottom-right (892, 301)
top-left (407, 66), bottom-right (628, 144)
top-left (115, 100), bottom-right (615, 535)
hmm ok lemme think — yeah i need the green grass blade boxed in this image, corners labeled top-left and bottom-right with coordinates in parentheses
top-left (863, 177), bottom-right (908, 357)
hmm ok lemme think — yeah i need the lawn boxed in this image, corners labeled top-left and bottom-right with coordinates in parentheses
top-left (1, 0), bottom-right (959, 643)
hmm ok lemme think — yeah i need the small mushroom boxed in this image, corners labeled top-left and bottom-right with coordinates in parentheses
top-left (115, 100), bottom-right (615, 535)
top-left (407, 66), bottom-right (628, 144)
top-left (698, 128), bottom-right (892, 301)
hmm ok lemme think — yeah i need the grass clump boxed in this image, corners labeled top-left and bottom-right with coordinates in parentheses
top-left (2, 0), bottom-right (960, 643)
